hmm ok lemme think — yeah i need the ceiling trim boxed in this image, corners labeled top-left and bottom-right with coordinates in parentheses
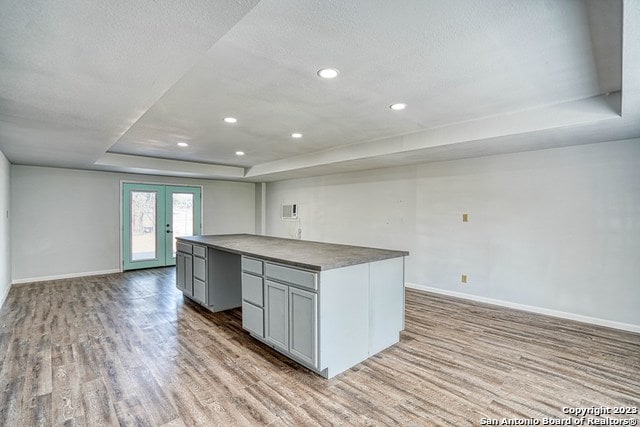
top-left (244, 93), bottom-right (621, 179)
top-left (94, 153), bottom-right (245, 179)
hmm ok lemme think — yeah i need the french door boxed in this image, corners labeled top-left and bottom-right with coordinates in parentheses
top-left (123, 183), bottom-right (202, 270)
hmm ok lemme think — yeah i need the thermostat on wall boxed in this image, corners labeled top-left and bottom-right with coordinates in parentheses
top-left (281, 202), bottom-right (298, 220)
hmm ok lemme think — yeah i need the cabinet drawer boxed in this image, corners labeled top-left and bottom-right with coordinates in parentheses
top-left (193, 278), bottom-right (206, 303)
top-left (193, 245), bottom-right (206, 258)
top-left (265, 263), bottom-right (318, 291)
top-left (241, 273), bottom-right (263, 306)
top-left (176, 242), bottom-right (192, 254)
top-left (242, 302), bottom-right (264, 337)
top-left (242, 257), bottom-right (263, 275)
top-left (193, 256), bottom-right (206, 281)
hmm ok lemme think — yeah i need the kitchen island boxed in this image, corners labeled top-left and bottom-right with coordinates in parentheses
top-left (176, 234), bottom-right (408, 378)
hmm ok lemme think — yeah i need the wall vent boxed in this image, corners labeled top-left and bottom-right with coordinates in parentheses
top-left (281, 202), bottom-right (298, 220)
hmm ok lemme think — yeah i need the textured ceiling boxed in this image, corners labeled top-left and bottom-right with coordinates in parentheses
top-left (1, 0), bottom-right (638, 181)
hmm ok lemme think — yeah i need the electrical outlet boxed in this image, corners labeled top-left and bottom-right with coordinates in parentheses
top-left (461, 274), bottom-right (467, 284)
top-left (462, 213), bottom-right (468, 222)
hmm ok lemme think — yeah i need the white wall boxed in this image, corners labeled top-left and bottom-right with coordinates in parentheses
top-left (0, 150), bottom-right (10, 308)
top-left (254, 182), bottom-right (266, 235)
top-left (266, 139), bottom-right (640, 329)
top-left (11, 166), bottom-right (255, 282)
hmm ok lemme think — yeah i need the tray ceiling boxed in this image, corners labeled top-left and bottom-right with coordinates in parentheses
top-left (1, 0), bottom-right (638, 181)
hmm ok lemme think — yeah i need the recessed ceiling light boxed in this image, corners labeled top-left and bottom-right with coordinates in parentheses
top-left (177, 142), bottom-right (188, 147)
top-left (390, 103), bottom-right (406, 111)
top-left (317, 68), bottom-right (339, 79)
top-left (291, 133), bottom-right (302, 138)
top-left (224, 117), bottom-right (237, 124)
top-left (235, 151), bottom-right (245, 156)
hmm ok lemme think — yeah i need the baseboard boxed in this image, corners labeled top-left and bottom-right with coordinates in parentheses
top-left (405, 282), bottom-right (640, 334)
top-left (12, 269), bottom-right (121, 285)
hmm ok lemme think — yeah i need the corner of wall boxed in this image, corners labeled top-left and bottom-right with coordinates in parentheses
top-left (254, 182), bottom-right (266, 235)
top-left (0, 149), bottom-right (11, 310)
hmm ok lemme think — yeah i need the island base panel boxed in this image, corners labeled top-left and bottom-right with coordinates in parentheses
top-left (207, 248), bottom-right (242, 311)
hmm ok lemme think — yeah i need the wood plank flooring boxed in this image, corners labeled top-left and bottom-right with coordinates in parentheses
top-left (0, 268), bottom-right (638, 426)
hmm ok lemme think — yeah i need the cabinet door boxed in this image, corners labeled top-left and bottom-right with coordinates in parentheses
top-left (289, 287), bottom-right (318, 368)
top-left (176, 252), bottom-right (185, 291)
top-left (183, 253), bottom-right (193, 297)
top-left (265, 280), bottom-right (289, 351)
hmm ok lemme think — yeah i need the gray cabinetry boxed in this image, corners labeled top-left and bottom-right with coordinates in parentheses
top-left (241, 273), bottom-right (263, 306)
top-left (263, 262), bottom-right (319, 369)
top-left (176, 243), bottom-right (205, 301)
top-left (242, 257), bottom-right (263, 275)
top-left (192, 245), bottom-right (207, 304)
top-left (264, 279), bottom-right (289, 351)
top-left (176, 241), bottom-right (241, 311)
top-left (178, 235), bottom-right (407, 379)
top-left (265, 263), bottom-right (317, 290)
top-left (289, 286), bottom-right (317, 367)
top-left (254, 258), bottom-right (403, 378)
top-left (241, 257), bottom-right (265, 337)
top-left (176, 248), bottom-right (193, 297)
top-left (242, 302), bottom-right (264, 337)
top-left (176, 252), bottom-right (185, 289)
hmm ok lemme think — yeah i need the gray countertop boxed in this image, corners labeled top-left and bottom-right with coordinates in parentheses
top-left (176, 234), bottom-right (409, 271)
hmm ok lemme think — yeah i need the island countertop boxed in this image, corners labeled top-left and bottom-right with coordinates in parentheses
top-left (176, 234), bottom-right (409, 271)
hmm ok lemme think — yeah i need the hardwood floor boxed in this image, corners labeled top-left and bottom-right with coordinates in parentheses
top-left (0, 268), bottom-right (638, 426)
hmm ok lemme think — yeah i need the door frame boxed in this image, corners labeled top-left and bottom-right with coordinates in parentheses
top-left (119, 180), bottom-right (204, 272)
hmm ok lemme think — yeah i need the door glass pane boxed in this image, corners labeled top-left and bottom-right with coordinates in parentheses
top-left (172, 193), bottom-right (194, 257)
top-left (130, 191), bottom-right (157, 261)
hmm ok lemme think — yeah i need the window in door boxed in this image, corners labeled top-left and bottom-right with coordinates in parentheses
top-left (123, 183), bottom-right (201, 271)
